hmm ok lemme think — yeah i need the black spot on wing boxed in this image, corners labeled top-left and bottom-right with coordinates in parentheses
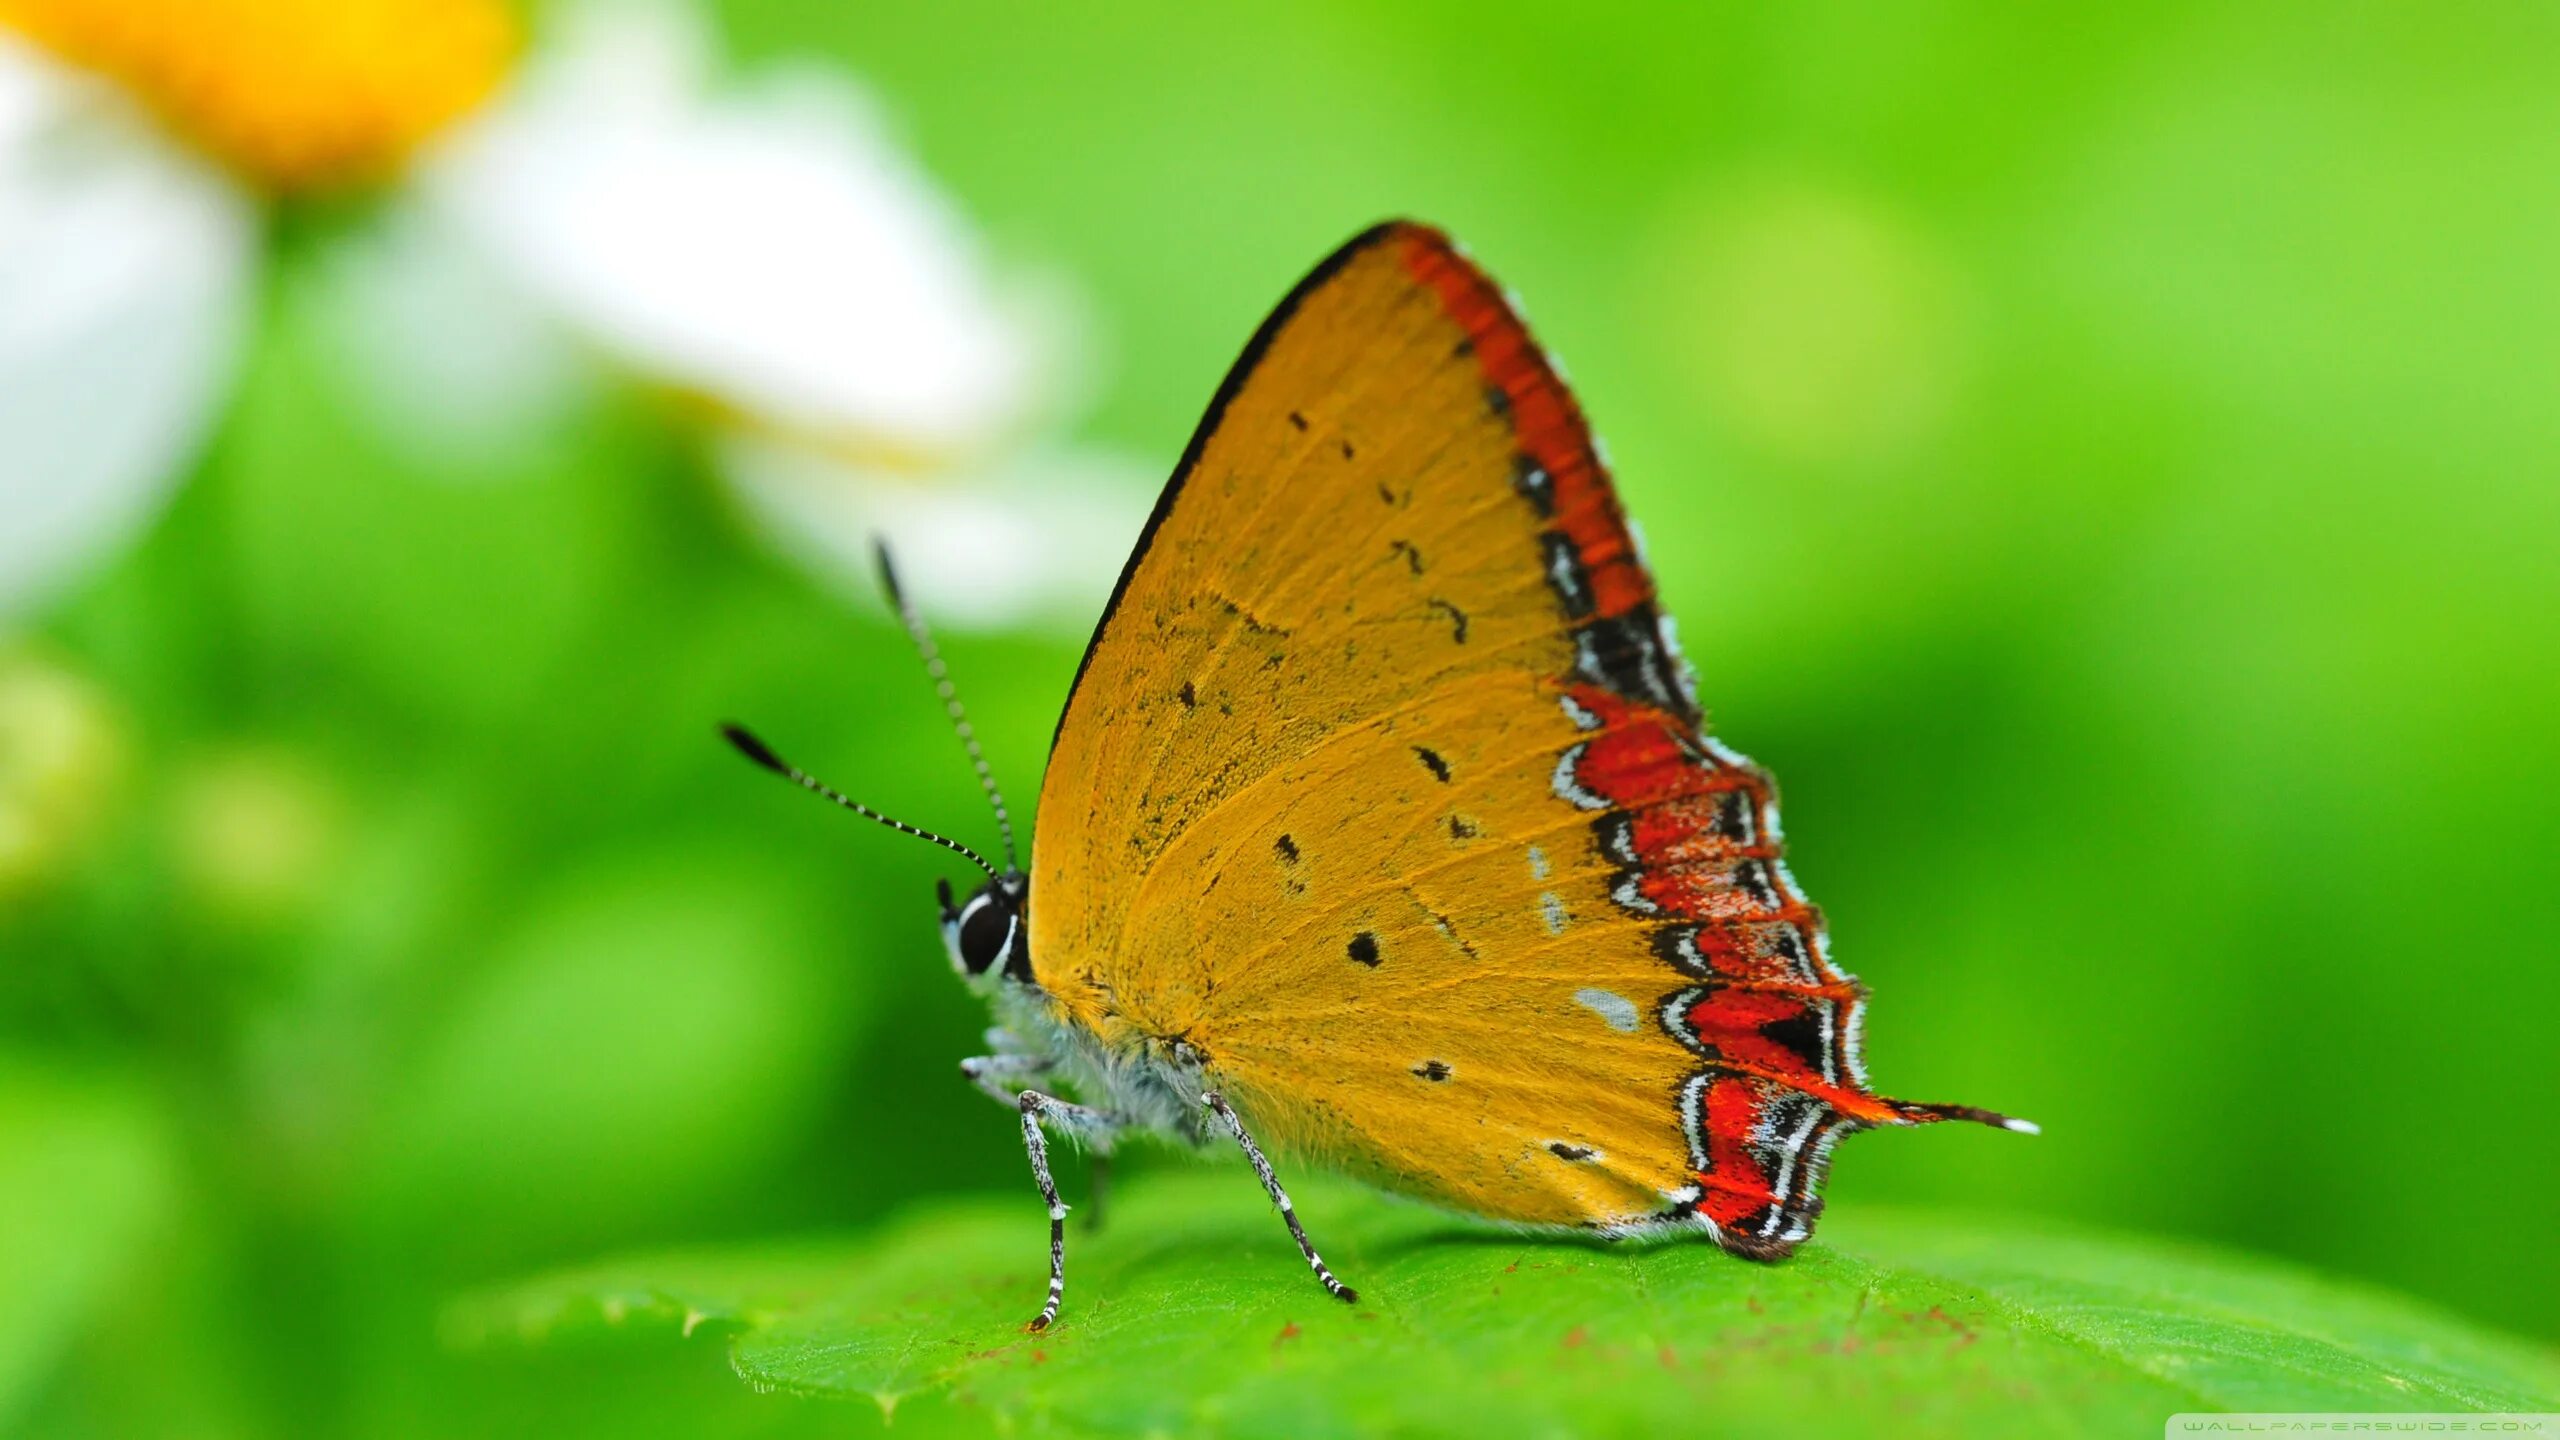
top-left (1758, 1007), bottom-right (1831, 1076)
top-left (1651, 925), bottom-right (1704, 977)
top-left (1413, 1060), bottom-right (1452, 1082)
top-left (1713, 788), bottom-right (1751, 840)
top-left (1178, 680), bottom-right (1197, 709)
top-left (1594, 813), bottom-right (1639, 867)
top-left (1731, 860), bottom-right (1777, 908)
top-left (1513, 454), bottom-right (1555, 516)
top-left (1413, 746), bottom-right (1451, 783)
top-left (1541, 531), bottom-right (1593, 619)
top-left (1275, 833), bottom-right (1299, 863)
top-left (1420, 901), bottom-right (1482, 961)
top-left (1347, 932), bottom-right (1382, 967)
top-left (1570, 601), bottom-right (1695, 721)
top-left (1287, 409), bottom-right (1309, 432)
top-left (1548, 1143), bottom-right (1597, 1162)
top-left (1427, 597), bottom-right (1469, 644)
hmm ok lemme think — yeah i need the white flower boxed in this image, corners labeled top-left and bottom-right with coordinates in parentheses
top-left (0, 0), bottom-right (1141, 632)
top-left (0, 36), bottom-right (255, 620)
top-left (334, 0), bottom-right (1144, 627)
top-left (425, 2), bottom-right (1041, 457)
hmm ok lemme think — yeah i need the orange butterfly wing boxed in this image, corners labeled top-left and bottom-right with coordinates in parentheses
top-left (1031, 222), bottom-right (2019, 1253)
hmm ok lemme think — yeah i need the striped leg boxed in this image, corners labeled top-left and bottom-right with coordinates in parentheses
top-left (1201, 1091), bottom-right (1359, 1306)
top-left (1014, 1090), bottom-right (1120, 1332)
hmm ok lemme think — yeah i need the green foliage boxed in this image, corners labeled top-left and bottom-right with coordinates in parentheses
top-left (463, 1172), bottom-right (2558, 1438)
top-left (0, 1065), bottom-right (173, 1429)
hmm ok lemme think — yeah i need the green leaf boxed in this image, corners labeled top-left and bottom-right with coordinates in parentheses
top-left (368, 844), bottom-right (855, 1255)
top-left (456, 1171), bottom-right (2556, 1438)
top-left (0, 1060), bottom-right (175, 1429)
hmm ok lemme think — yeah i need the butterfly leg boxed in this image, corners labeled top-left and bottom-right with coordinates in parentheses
top-left (970, 1056), bottom-right (1112, 1229)
top-left (1200, 1090), bottom-right (1359, 1306)
top-left (960, 1052), bottom-right (1052, 1106)
top-left (1014, 1090), bottom-right (1122, 1332)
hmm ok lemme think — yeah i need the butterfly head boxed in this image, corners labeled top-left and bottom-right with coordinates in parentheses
top-left (721, 721), bottom-right (1030, 987)
top-left (729, 541), bottom-right (1032, 993)
top-left (938, 871), bottom-right (1033, 986)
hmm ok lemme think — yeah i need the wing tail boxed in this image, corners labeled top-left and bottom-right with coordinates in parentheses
top-left (1890, 1099), bottom-right (2040, 1135)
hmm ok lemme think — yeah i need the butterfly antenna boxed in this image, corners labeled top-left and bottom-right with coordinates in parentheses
top-left (873, 539), bottom-right (1020, 871)
top-left (721, 723), bottom-right (1000, 881)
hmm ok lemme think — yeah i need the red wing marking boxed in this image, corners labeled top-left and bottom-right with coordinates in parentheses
top-left (1402, 240), bottom-right (1654, 623)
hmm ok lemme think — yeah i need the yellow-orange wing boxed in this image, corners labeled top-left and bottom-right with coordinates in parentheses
top-left (1031, 222), bottom-right (2020, 1254)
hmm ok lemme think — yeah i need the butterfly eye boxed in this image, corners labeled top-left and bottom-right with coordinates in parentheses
top-left (952, 888), bottom-right (1017, 977)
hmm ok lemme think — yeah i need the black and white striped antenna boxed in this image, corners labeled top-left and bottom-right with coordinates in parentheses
top-left (872, 539), bottom-right (1020, 872)
top-left (720, 723), bottom-right (1000, 881)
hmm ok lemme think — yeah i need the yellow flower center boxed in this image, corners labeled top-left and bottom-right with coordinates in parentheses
top-left (0, 0), bottom-right (516, 193)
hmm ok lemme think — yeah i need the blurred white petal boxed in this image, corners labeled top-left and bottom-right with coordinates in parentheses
top-left (719, 432), bottom-right (1150, 633)
top-left (420, 0), bottom-right (1044, 457)
top-left (0, 38), bottom-right (254, 621)
top-left (309, 200), bottom-right (595, 473)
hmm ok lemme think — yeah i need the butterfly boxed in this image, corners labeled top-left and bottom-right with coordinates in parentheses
top-left (726, 220), bottom-right (2032, 1331)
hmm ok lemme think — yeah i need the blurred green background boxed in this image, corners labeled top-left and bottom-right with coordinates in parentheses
top-left (4, 2), bottom-right (2556, 1435)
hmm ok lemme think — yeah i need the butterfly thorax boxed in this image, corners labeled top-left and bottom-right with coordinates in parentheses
top-left (992, 968), bottom-right (1216, 1144)
top-left (944, 865), bottom-right (1225, 1142)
